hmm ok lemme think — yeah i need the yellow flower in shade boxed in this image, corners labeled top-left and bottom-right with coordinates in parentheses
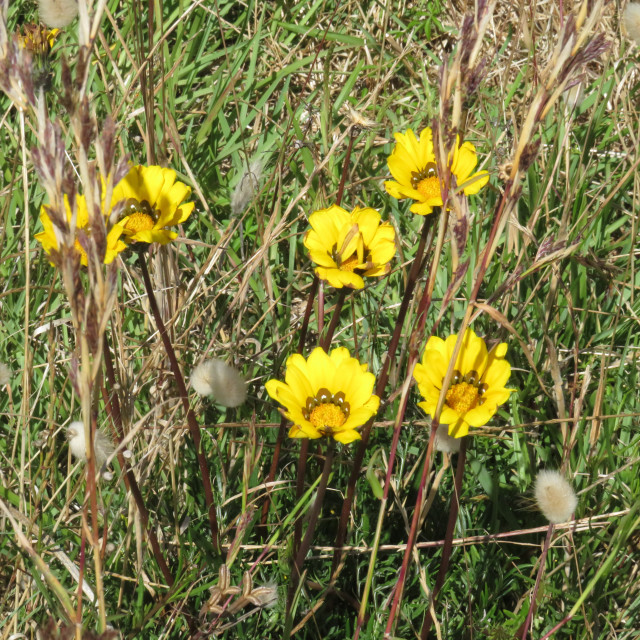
top-left (265, 347), bottom-right (380, 444)
top-left (113, 165), bottom-right (195, 245)
top-left (303, 204), bottom-right (395, 289)
top-left (35, 195), bottom-right (127, 266)
top-left (19, 24), bottom-right (59, 54)
top-left (413, 329), bottom-right (514, 438)
top-left (384, 128), bottom-right (490, 216)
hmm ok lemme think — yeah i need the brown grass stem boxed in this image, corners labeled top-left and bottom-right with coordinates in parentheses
top-left (137, 250), bottom-right (220, 553)
top-left (517, 523), bottom-right (555, 640)
top-left (101, 340), bottom-right (175, 587)
top-left (420, 437), bottom-right (468, 639)
top-left (286, 441), bottom-right (335, 633)
top-left (259, 276), bottom-right (319, 532)
top-left (320, 288), bottom-right (347, 350)
top-left (293, 438), bottom-right (310, 558)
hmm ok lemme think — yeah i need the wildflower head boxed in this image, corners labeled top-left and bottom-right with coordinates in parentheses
top-left (191, 359), bottom-right (247, 408)
top-left (413, 328), bottom-right (514, 438)
top-left (19, 24), bottom-right (59, 55)
top-left (534, 470), bottom-right (577, 524)
top-left (384, 127), bottom-right (489, 215)
top-left (35, 194), bottom-right (127, 266)
top-left (113, 165), bottom-right (194, 245)
top-left (265, 346), bottom-right (380, 444)
top-left (304, 204), bottom-right (395, 289)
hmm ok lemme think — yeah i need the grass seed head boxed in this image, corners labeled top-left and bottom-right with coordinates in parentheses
top-left (434, 423), bottom-right (461, 454)
top-left (191, 359), bottom-right (247, 407)
top-left (231, 158), bottom-right (263, 216)
top-left (534, 469), bottom-right (577, 524)
top-left (623, 3), bottom-right (640, 45)
top-left (67, 421), bottom-right (115, 469)
top-left (0, 362), bottom-right (10, 386)
top-left (38, 0), bottom-right (79, 29)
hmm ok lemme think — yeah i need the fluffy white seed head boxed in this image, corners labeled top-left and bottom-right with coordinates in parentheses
top-left (623, 3), bottom-right (640, 45)
top-left (67, 421), bottom-right (115, 469)
top-left (0, 362), bottom-right (10, 386)
top-left (534, 470), bottom-right (577, 524)
top-left (191, 359), bottom-right (247, 407)
top-left (38, 0), bottom-right (79, 29)
top-left (248, 581), bottom-right (279, 609)
top-left (434, 423), bottom-right (461, 454)
top-left (230, 159), bottom-right (263, 216)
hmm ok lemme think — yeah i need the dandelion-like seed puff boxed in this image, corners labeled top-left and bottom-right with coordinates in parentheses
top-left (304, 204), bottom-right (395, 289)
top-left (113, 165), bottom-right (195, 245)
top-left (413, 328), bottom-right (514, 438)
top-left (265, 347), bottom-right (380, 444)
top-left (384, 127), bottom-right (489, 215)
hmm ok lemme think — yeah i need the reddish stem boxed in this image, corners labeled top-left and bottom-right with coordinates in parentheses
top-left (331, 215), bottom-right (434, 573)
top-left (102, 340), bottom-right (175, 586)
top-left (138, 251), bottom-right (220, 553)
top-left (420, 438), bottom-right (468, 639)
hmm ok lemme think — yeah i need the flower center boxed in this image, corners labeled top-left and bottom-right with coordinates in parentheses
top-left (339, 254), bottom-right (359, 272)
top-left (330, 243), bottom-right (371, 273)
top-left (121, 198), bottom-right (157, 234)
top-left (303, 387), bottom-right (350, 436)
top-left (411, 162), bottom-right (440, 201)
top-left (444, 370), bottom-right (488, 415)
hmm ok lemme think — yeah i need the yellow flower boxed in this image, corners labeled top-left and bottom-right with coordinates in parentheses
top-left (303, 204), bottom-right (395, 289)
top-left (35, 195), bottom-right (127, 266)
top-left (413, 329), bottom-right (514, 438)
top-left (113, 165), bottom-right (195, 245)
top-left (19, 24), bottom-right (59, 54)
top-left (265, 347), bottom-right (380, 444)
top-left (384, 127), bottom-right (490, 216)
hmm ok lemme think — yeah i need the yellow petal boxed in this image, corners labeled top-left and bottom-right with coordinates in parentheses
top-left (333, 429), bottom-right (361, 444)
top-left (461, 171), bottom-right (490, 196)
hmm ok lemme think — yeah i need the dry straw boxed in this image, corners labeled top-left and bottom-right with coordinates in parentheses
top-left (534, 470), bottom-right (578, 524)
top-left (191, 359), bottom-right (247, 407)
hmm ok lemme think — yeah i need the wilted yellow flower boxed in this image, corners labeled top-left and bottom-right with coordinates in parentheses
top-left (18, 24), bottom-right (59, 54)
top-left (413, 328), bottom-right (513, 438)
top-left (113, 165), bottom-right (194, 245)
top-left (304, 204), bottom-right (395, 289)
top-left (35, 194), bottom-right (127, 266)
top-left (384, 127), bottom-right (489, 215)
top-left (265, 347), bottom-right (380, 444)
